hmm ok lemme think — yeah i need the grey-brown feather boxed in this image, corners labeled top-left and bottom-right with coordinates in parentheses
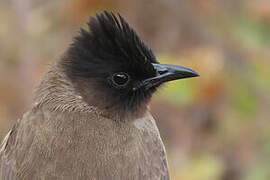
top-left (0, 61), bottom-right (169, 180)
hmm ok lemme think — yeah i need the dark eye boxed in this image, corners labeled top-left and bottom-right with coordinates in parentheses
top-left (111, 72), bottom-right (130, 88)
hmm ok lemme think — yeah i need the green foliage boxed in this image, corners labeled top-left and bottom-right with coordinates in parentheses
top-left (230, 15), bottom-right (270, 48)
top-left (161, 80), bottom-right (196, 105)
top-left (245, 163), bottom-right (270, 180)
top-left (170, 154), bottom-right (224, 180)
top-left (250, 62), bottom-right (270, 92)
top-left (231, 75), bottom-right (258, 118)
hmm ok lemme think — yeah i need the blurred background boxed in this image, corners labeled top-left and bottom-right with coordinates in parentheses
top-left (0, 0), bottom-right (270, 179)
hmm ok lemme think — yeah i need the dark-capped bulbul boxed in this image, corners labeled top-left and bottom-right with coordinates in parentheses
top-left (0, 11), bottom-right (198, 180)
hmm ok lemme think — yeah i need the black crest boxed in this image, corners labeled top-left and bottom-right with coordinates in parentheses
top-left (65, 11), bottom-right (158, 79)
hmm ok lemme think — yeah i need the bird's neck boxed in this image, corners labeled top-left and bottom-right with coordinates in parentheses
top-left (33, 60), bottom-right (99, 115)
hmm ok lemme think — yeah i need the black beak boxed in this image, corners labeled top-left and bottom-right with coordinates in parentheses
top-left (141, 63), bottom-right (199, 90)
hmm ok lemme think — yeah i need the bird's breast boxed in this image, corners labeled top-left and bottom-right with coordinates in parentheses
top-left (2, 108), bottom-right (169, 179)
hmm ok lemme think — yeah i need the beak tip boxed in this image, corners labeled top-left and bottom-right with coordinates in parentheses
top-left (192, 71), bottom-right (200, 77)
top-left (185, 69), bottom-right (200, 78)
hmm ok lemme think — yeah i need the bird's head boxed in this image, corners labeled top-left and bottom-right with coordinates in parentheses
top-left (62, 11), bottom-right (199, 120)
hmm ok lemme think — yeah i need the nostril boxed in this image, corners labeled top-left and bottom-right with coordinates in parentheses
top-left (157, 68), bottom-right (168, 75)
top-left (152, 63), bottom-right (169, 75)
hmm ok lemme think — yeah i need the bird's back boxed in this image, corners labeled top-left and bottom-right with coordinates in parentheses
top-left (0, 105), bottom-right (169, 180)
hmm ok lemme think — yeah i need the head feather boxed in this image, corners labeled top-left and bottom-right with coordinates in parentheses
top-left (64, 11), bottom-right (157, 79)
top-left (61, 11), bottom-right (159, 118)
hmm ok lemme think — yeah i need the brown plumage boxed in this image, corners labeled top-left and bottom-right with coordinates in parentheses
top-left (0, 11), bottom-right (198, 180)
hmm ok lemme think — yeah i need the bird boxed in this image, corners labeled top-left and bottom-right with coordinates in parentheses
top-left (0, 11), bottom-right (198, 180)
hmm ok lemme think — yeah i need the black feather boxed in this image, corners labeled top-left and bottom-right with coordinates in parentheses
top-left (63, 11), bottom-right (159, 116)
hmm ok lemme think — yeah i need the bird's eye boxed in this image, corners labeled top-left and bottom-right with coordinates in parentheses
top-left (111, 72), bottom-right (130, 88)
